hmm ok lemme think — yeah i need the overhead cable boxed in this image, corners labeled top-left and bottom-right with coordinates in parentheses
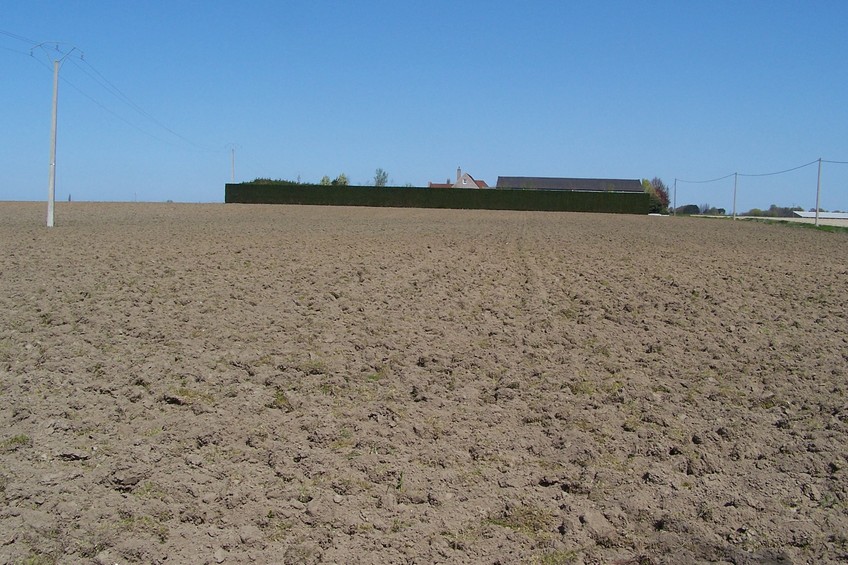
top-left (70, 57), bottom-right (220, 152)
top-left (0, 28), bottom-right (38, 44)
top-left (676, 173), bottom-right (735, 184)
top-left (738, 159), bottom-right (818, 177)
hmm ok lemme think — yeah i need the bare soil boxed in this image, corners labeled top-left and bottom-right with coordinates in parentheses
top-left (1, 202), bottom-right (846, 564)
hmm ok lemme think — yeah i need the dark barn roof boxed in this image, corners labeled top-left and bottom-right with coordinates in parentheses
top-left (496, 177), bottom-right (643, 192)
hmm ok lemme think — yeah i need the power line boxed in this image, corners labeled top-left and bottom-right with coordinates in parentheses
top-left (0, 28), bottom-right (38, 44)
top-left (823, 159), bottom-right (848, 165)
top-left (677, 159), bottom-right (821, 184)
top-left (10, 32), bottom-right (223, 154)
top-left (70, 57), bottom-right (220, 152)
top-left (58, 72), bottom-right (179, 146)
top-left (0, 44), bottom-right (31, 56)
top-left (676, 173), bottom-right (735, 184)
top-left (738, 159), bottom-right (818, 177)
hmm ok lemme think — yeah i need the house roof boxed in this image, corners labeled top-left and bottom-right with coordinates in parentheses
top-left (428, 175), bottom-right (489, 189)
top-left (470, 177), bottom-right (489, 188)
top-left (495, 177), bottom-right (642, 192)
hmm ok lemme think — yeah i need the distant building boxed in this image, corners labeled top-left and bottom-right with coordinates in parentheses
top-left (495, 176), bottom-right (643, 192)
top-left (793, 211), bottom-right (848, 220)
top-left (429, 167), bottom-right (489, 189)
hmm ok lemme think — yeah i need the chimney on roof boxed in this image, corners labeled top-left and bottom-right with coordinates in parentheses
top-left (456, 166), bottom-right (461, 184)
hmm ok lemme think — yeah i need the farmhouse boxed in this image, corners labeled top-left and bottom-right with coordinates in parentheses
top-left (429, 167), bottom-right (489, 189)
top-left (496, 176), bottom-right (643, 192)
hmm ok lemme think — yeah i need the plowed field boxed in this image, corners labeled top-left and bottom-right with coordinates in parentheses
top-left (1, 202), bottom-right (846, 564)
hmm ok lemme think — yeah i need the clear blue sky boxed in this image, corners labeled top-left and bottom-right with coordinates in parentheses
top-left (2, 0), bottom-right (847, 212)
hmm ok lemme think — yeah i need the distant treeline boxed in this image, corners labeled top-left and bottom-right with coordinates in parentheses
top-left (246, 178), bottom-right (303, 186)
top-left (675, 203), bottom-right (843, 217)
top-left (246, 170), bottom-right (390, 187)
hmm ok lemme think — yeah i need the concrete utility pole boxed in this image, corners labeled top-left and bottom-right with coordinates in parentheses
top-left (225, 143), bottom-right (240, 183)
top-left (39, 44), bottom-right (80, 228)
top-left (47, 59), bottom-right (59, 227)
top-left (815, 158), bottom-right (822, 227)
top-left (672, 178), bottom-right (677, 215)
top-left (732, 173), bottom-right (738, 220)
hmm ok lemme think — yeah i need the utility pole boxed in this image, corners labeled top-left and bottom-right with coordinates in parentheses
top-left (815, 158), bottom-right (822, 227)
top-left (672, 178), bottom-right (677, 215)
top-left (732, 173), bottom-right (738, 220)
top-left (225, 143), bottom-right (240, 183)
top-left (47, 59), bottom-right (59, 227)
top-left (37, 43), bottom-right (80, 228)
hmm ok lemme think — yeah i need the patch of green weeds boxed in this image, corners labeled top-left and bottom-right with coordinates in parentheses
top-left (269, 390), bottom-right (293, 411)
top-left (622, 415), bottom-right (641, 432)
top-left (422, 416), bottom-right (445, 440)
top-left (354, 522), bottom-right (375, 533)
top-left (456, 465), bottom-right (484, 486)
top-left (535, 549), bottom-right (582, 564)
top-left (256, 353), bottom-right (275, 366)
top-left (169, 387), bottom-right (215, 405)
top-left (319, 382), bottom-right (339, 396)
top-left (486, 503), bottom-right (555, 539)
top-left (301, 358), bottom-right (327, 375)
top-left (596, 452), bottom-right (629, 471)
top-left (570, 418), bottom-right (593, 432)
top-left (330, 427), bottom-right (355, 451)
top-left (715, 384), bottom-right (746, 405)
top-left (133, 481), bottom-right (168, 501)
top-left (820, 492), bottom-right (843, 510)
top-left (263, 511), bottom-right (293, 541)
top-left (1, 434), bottom-right (32, 452)
top-left (118, 513), bottom-right (169, 542)
top-left (440, 526), bottom-right (480, 550)
top-left (475, 337), bottom-right (493, 349)
top-left (330, 476), bottom-right (366, 495)
top-left (20, 554), bottom-right (57, 565)
top-left (365, 365), bottom-right (388, 382)
top-left (296, 485), bottom-right (314, 504)
top-left (390, 518), bottom-right (411, 533)
top-left (560, 307), bottom-right (578, 320)
top-left (601, 378), bottom-right (624, 394)
top-left (568, 380), bottom-right (595, 395)
top-left (697, 501), bottom-right (714, 521)
top-left (132, 376), bottom-right (151, 391)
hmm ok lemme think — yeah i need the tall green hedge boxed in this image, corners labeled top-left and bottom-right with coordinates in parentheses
top-left (225, 184), bottom-right (649, 214)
